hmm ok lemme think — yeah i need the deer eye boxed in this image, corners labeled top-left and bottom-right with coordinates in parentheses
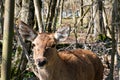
top-left (31, 43), bottom-right (35, 48)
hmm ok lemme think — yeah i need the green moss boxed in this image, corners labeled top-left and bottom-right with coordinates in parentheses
top-left (97, 34), bottom-right (112, 42)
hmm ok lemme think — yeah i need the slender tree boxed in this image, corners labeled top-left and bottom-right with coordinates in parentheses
top-left (80, 0), bottom-right (83, 27)
top-left (21, 0), bottom-right (30, 23)
top-left (98, 0), bottom-right (105, 34)
top-left (28, 0), bottom-right (34, 26)
top-left (33, 0), bottom-right (44, 32)
top-left (115, 0), bottom-right (120, 78)
top-left (1, 0), bottom-right (15, 80)
top-left (45, 0), bottom-right (52, 31)
top-left (93, 0), bottom-right (105, 37)
top-left (58, 0), bottom-right (64, 25)
top-left (47, 0), bottom-right (57, 32)
top-left (52, 0), bottom-right (61, 32)
top-left (0, 0), bottom-right (4, 34)
top-left (109, 0), bottom-right (117, 80)
top-left (117, 17), bottom-right (120, 80)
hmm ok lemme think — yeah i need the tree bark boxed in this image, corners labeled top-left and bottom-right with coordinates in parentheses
top-left (21, 0), bottom-right (30, 23)
top-left (115, 0), bottom-right (120, 56)
top-left (109, 0), bottom-right (117, 80)
top-left (33, 0), bottom-right (44, 32)
top-left (115, 0), bottom-right (120, 79)
top-left (98, 0), bottom-right (105, 34)
top-left (58, 0), bottom-right (64, 25)
top-left (1, 0), bottom-right (15, 80)
top-left (45, 0), bottom-right (52, 31)
top-left (47, 0), bottom-right (57, 32)
top-left (14, 0), bottom-right (22, 19)
top-left (53, 0), bottom-right (61, 32)
top-left (80, 0), bottom-right (83, 27)
top-left (0, 0), bottom-right (4, 34)
top-left (103, 7), bottom-right (112, 38)
top-left (118, 18), bottom-right (120, 80)
top-left (93, 0), bottom-right (105, 37)
top-left (28, 0), bottom-right (34, 27)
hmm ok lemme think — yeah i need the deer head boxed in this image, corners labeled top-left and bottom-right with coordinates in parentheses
top-left (18, 21), bottom-right (71, 67)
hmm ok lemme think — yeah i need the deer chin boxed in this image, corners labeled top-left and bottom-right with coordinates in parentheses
top-left (39, 65), bottom-right (46, 69)
top-left (38, 67), bottom-right (49, 80)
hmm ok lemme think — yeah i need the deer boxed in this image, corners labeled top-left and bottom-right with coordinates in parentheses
top-left (18, 21), bottom-right (104, 80)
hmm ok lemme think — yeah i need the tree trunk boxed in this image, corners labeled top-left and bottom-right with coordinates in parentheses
top-left (118, 21), bottom-right (120, 80)
top-left (33, 0), bottom-right (44, 32)
top-left (52, 0), bottom-right (61, 32)
top-left (93, 0), bottom-right (99, 36)
top-left (21, 0), bottom-right (30, 23)
top-left (103, 7), bottom-right (112, 38)
top-left (1, 0), bottom-right (15, 80)
top-left (103, 0), bottom-right (113, 38)
top-left (58, 0), bottom-right (64, 25)
top-left (115, 0), bottom-right (120, 79)
top-left (47, 0), bottom-right (57, 32)
top-left (0, 0), bottom-right (4, 35)
top-left (80, 0), bottom-right (83, 27)
top-left (98, 0), bottom-right (105, 34)
top-left (28, 0), bottom-right (34, 27)
top-left (14, 0), bottom-right (22, 19)
top-left (93, 0), bottom-right (105, 37)
top-left (116, 0), bottom-right (120, 56)
top-left (109, 0), bottom-right (117, 80)
top-left (45, 0), bottom-right (52, 31)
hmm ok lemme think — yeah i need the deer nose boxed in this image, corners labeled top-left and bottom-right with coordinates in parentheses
top-left (36, 58), bottom-right (47, 67)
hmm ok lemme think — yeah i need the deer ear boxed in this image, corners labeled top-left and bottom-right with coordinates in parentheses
top-left (54, 25), bottom-right (71, 41)
top-left (18, 21), bottom-right (37, 41)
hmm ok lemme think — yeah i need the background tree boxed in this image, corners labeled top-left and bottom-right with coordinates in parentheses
top-left (93, 0), bottom-right (105, 37)
top-left (52, 0), bottom-right (61, 32)
top-left (34, 0), bottom-right (44, 32)
top-left (46, 0), bottom-right (57, 32)
top-left (58, 0), bottom-right (64, 25)
top-left (80, 0), bottom-right (83, 27)
top-left (109, 0), bottom-right (117, 80)
top-left (115, 0), bottom-right (120, 78)
top-left (1, 0), bottom-right (15, 80)
top-left (0, 0), bottom-right (4, 35)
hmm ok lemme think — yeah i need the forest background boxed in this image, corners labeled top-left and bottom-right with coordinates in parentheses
top-left (0, 0), bottom-right (120, 80)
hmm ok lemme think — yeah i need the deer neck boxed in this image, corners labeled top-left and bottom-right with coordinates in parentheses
top-left (45, 48), bottom-right (63, 66)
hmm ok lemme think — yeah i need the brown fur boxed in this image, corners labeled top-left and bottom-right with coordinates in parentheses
top-left (57, 49), bottom-right (104, 80)
top-left (80, 49), bottom-right (104, 80)
top-left (44, 48), bottom-right (95, 80)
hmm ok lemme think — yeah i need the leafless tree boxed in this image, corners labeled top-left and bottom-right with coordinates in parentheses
top-left (108, 0), bottom-right (117, 80)
top-left (58, 0), bottom-right (64, 25)
top-left (33, 0), bottom-right (44, 32)
top-left (1, 0), bottom-right (15, 80)
top-left (52, 0), bottom-right (61, 32)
